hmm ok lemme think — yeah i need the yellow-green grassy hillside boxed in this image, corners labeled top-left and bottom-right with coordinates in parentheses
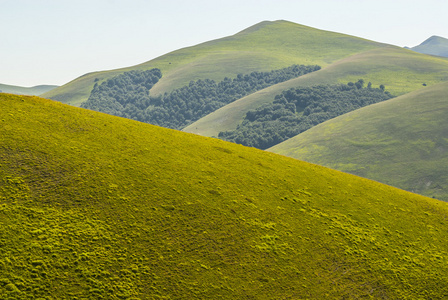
top-left (2, 93), bottom-right (448, 299)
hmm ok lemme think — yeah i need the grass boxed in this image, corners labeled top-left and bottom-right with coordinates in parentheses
top-left (2, 93), bottom-right (448, 298)
top-left (269, 81), bottom-right (448, 201)
top-left (184, 46), bottom-right (448, 137)
top-left (42, 20), bottom-right (381, 106)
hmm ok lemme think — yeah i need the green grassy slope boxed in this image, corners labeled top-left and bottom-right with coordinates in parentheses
top-left (2, 93), bottom-right (448, 299)
top-left (269, 81), bottom-right (448, 201)
top-left (0, 83), bottom-right (58, 96)
top-left (411, 35), bottom-right (448, 57)
top-left (184, 46), bottom-right (448, 137)
top-left (42, 20), bottom-right (382, 106)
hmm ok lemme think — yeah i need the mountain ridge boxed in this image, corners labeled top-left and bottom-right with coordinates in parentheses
top-left (0, 83), bottom-right (58, 95)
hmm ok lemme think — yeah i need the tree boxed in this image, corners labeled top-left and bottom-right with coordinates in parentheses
top-left (355, 79), bottom-right (365, 89)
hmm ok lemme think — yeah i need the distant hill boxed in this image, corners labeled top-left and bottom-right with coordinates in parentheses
top-left (42, 20), bottom-right (383, 106)
top-left (410, 35), bottom-right (448, 57)
top-left (184, 46), bottom-right (448, 139)
top-left (0, 83), bottom-right (58, 95)
top-left (3, 93), bottom-right (448, 298)
top-left (269, 81), bottom-right (448, 201)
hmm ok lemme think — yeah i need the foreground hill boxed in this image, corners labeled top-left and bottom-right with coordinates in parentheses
top-left (42, 20), bottom-right (383, 106)
top-left (2, 94), bottom-right (448, 299)
top-left (410, 35), bottom-right (448, 58)
top-left (0, 83), bottom-right (57, 95)
top-left (269, 81), bottom-right (448, 201)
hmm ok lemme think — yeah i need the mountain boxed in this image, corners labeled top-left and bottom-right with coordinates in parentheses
top-left (3, 93), bottom-right (448, 298)
top-left (42, 20), bottom-right (383, 106)
top-left (0, 83), bottom-right (58, 95)
top-left (269, 81), bottom-right (448, 201)
top-left (410, 35), bottom-right (448, 57)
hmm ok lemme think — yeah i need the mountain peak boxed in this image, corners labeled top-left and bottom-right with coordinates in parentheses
top-left (234, 20), bottom-right (296, 35)
top-left (420, 35), bottom-right (448, 46)
top-left (411, 35), bottom-right (448, 57)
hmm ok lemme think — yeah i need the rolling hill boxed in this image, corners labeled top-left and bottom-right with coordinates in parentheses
top-left (0, 83), bottom-right (58, 95)
top-left (42, 20), bottom-right (384, 106)
top-left (410, 35), bottom-right (448, 58)
top-left (2, 93), bottom-right (448, 299)
top-left (184, 45), bottom-right (448, 138)
top-left (269, 81), bottom-right (448, 201)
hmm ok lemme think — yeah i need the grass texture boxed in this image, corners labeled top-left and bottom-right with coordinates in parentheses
top-left (2, 93), bottom-right (448, 299)
top-left (269, 81), bottom-right (448, 201)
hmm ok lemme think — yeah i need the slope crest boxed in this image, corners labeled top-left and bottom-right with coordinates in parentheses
top-left (0, 83), bottom-right (58, 95)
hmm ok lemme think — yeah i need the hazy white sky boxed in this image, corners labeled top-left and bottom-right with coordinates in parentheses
top-left (2, 0), bottom-right (448, 87)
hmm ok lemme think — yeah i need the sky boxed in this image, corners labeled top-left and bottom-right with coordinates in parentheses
top-left (2, 0), bottom-right (448, 87)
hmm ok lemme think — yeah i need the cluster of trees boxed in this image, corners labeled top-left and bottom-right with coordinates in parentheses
top-left (218, 80), bottom-right (393, 149)
top-left (81, 69), bottom-right (162, 119)
top-left (81, 65), bottom-right (321, 129)
top-left (147, 64), bottom-right (321, 129)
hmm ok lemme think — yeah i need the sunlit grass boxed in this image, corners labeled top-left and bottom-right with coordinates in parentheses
top-left (2, 93), bottom-right (448, 298)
